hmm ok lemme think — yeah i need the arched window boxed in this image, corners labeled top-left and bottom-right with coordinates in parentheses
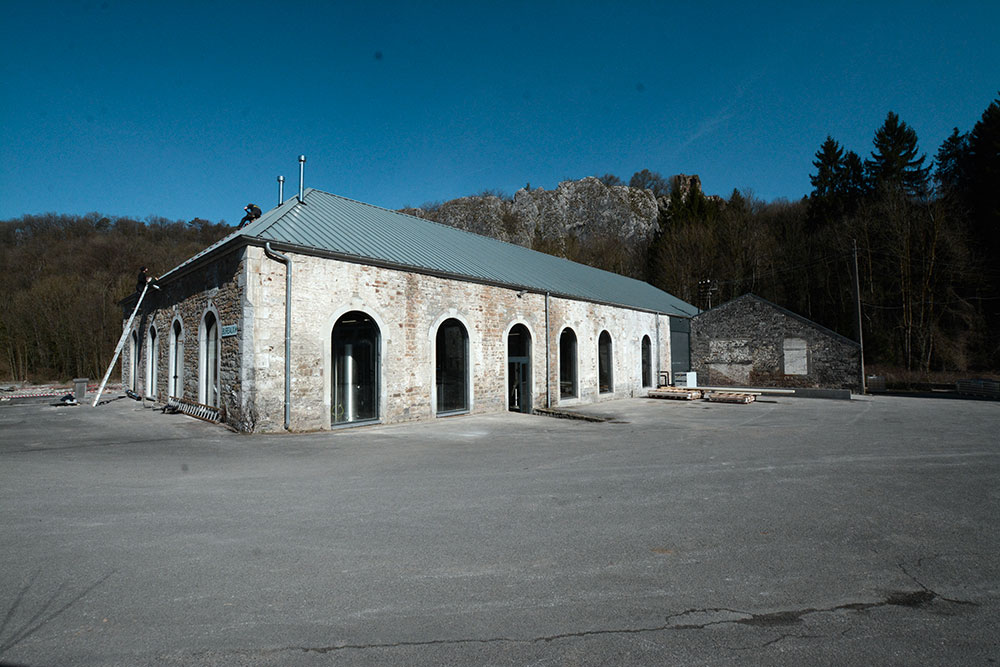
top-left (200, 311), bottom-right (220, 407)
top-left (507, 323), bottom-right (531, 413)
top-left (598, 331), bottom-right (613, 394)
top-left (559, 328), bottom-right (578, 399)
top-left (332, 311), bottom-right (380, 424)
top-left (641, 335), bottom-right (653, 388)
top-left (169, 319), bottom-right (184, 398)
top-left (146, 325), bottom-right (159, 398)
top-left (436, 318), bottom-right (469, 414)
top-left (129, 330), bottom-right (140, 392)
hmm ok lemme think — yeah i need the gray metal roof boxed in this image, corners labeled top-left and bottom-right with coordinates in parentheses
top-left (163, 189), bottom-right (698, 317)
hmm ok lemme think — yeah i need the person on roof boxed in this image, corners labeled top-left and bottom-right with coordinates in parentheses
top-left (136, 266), bottom-right (153, 293)
top-left (239, 203), bottom-right (262, 229)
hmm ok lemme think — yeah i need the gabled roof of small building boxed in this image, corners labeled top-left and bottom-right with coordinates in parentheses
top-left (160, 188), bottom-right (698, 317)
top-left (693, 293), bottom-right (860, 347)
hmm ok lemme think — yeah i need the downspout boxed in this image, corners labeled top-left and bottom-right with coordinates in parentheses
top-left (655, 313), bottom-right (661, 386)
top-left (264, 242), bottom-right (292, 430)
top-left (545, 292), bottom-right (551, 409)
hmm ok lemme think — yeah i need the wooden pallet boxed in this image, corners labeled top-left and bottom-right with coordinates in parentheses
top-left (648, 387), bottom-right (703, 400)
top-left (704, 392), bottom-right (756, 404)
top-left (165, 396), bottom-right (221, 422)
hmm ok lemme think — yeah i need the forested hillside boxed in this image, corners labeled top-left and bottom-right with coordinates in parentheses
top-left (2, 97), bottom-right (997, 383)
top-left (0, 215), bottom-right (231, 382)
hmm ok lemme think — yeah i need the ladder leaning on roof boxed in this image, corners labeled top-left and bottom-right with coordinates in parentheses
top-left (92, 282), bottom-right (155, 407)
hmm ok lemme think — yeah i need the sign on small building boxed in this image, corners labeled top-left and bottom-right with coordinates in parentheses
top-left (221, 324), bottom-right (239, 338)
top-left (782, 338), bottom-right (808, 375)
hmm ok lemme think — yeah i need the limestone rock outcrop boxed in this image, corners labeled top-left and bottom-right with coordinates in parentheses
top-left (401, 176), bottom-right (662, 251)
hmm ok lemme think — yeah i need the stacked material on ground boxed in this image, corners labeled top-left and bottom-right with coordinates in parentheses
top-left (704, 392), bottom-right (756, 404)
top-left (648, 387), bottom-right (703, 400)
top-left (956, 378), bottom-right (999, 399)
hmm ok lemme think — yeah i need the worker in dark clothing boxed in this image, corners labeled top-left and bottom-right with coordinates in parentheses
top-left (239, 203), bottom-right (262, 228)
top-left (136, 266), bottom-right (154, 293)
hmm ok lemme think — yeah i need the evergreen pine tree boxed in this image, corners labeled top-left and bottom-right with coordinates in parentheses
top-left (809, 136), bottom-right (844, 200)
top-left (933, 127), bottom-right (970, 197)
top-left (864, 111), bottom-right (931, 198)
top-left (808, 138), bottom-right (865, 223)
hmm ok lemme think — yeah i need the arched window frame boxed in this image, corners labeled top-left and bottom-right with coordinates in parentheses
top-left (430, 312), bottom-right (473, 416)
top-left (504, 320), bottom-right (534, 413)
top-left (598, 330), bottom-right (614, 394)
top-left (329, 309), bottom-right (383, 426)
top-left (128, 329), bottom-right (140, 392)
top-left (168, 317), bottom-right (185, 399)
top-left (641, 334), bottom-right (653, 388)
top-left (199, 307), bottom-right (221, 407)
top-left (324, 306), bottom-right (389, 429)
top-left (146, 324), bottom-right (159, 398)
top-left (559, 327), bottom-right (578, 400)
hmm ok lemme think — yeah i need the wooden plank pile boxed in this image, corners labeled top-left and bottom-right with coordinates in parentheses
top-left (649, 387), bottom-right (757, 404)
top-left (704, 392), bottom-right (756, 404)
top-left (648, 387), bottom-right (703, 400)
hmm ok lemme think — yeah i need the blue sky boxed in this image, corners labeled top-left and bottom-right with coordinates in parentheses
top-left (1, 1), bottom-right (997, 225)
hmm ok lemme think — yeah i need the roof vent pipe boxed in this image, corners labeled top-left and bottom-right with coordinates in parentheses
top-left (278, 175), bottom-right (285, 205)
top-left (298, 155), bottom-right (306, 203)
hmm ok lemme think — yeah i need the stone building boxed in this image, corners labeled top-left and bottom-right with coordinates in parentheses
top-left (121, 188), bottom-right (697, 432)
top-left (690, 294), bottom-right (862, 392)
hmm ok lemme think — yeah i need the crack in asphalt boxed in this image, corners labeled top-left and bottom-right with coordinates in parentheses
top-left (185, 561), bottom-right (980, 659)
top-left (196, 580), bottom-right (979, 658)
top-left (897, 559), bottom-right (978, 607)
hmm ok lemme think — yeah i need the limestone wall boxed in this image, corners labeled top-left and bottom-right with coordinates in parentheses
top-left (121, 249), bottom-right (250, 428)
top-left (247, 247), bottom-right (671, 432)
top-left (690, 294), bottom-right (861, 392)
top-left (124, 245), bottom-right (673, 432)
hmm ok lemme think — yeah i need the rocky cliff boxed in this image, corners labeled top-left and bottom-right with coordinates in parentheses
top-left (401, 176), bottom-right (661, 247)
top-left (398, 175), bottom-right (708, 279)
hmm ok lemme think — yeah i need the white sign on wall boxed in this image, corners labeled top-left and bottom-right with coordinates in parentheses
top-left (221, 324), bottom-right (239, 338)
top-left (783, 338), bottom-right (808, 375)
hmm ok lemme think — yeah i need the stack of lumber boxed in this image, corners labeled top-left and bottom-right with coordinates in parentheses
top-left (704, 392), bottom-right (756, 404)
top-left (648, 387), bottom-right (703, 400)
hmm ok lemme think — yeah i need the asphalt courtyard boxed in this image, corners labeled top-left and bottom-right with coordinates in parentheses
top-left (0, 393), bottom-right (997, 666)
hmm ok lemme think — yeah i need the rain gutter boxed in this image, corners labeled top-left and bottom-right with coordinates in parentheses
top-left (264, 242), bottom-right (292, 430)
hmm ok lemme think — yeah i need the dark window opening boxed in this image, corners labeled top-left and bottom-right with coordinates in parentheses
top-left (641, 335), bottom-right (652, 388)
top-left (436, 318), bottom-right (469, 414)
top-left (598, 330), bottom-right (613, 394)
top-left (559, 328), bottom-right (578, 399)
top-left (508, 324), bottom-right (531, 413)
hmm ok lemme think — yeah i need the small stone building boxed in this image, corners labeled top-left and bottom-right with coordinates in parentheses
top-left (121, 188), bottom-right (697, 432)
top-left (690, 294), bottom-right (862, 392)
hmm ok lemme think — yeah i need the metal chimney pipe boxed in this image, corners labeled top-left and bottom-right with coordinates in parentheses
top-left (298, 155), bottom-right (306, 203)
top-left (278, 175), bottom-right (285, 204)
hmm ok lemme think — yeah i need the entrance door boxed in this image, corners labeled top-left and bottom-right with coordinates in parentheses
top-left (507, 324), bottom-right (531, 413)
top-left (332, 311), bottom-right (380, 424)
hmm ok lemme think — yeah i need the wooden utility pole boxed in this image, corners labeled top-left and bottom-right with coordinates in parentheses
top-left (853, 239), bottom-right (866, 393)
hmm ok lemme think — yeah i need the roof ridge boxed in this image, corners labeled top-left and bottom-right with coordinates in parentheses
top-left (305, 188), bottom-right (546, 246)
top-left (156, 187), bottom-right (699, 317)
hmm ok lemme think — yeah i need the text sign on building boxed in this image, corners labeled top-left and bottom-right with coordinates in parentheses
top-left (221, 324), bottom-right (239, 338)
